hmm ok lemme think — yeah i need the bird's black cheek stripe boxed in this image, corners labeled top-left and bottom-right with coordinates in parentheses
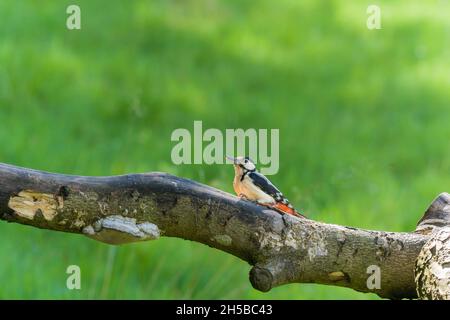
top-left (240, 170), bottom-right (249, 181)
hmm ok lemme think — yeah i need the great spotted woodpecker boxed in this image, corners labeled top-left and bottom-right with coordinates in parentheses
top-left (226, 156), bottom-right (305, 218)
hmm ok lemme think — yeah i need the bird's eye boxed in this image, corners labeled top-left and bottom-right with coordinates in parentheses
top-left (244, 160), bottom-right (248, 163)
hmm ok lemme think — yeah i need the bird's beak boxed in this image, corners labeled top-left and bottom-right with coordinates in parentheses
top-left (225, 155), bottom-right (237, 164)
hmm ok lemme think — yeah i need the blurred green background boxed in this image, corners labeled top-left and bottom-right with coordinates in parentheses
top-left (0, 0), bottom-right (449, 299)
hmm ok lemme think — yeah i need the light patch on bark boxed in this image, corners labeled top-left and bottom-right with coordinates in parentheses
top-left (328, 271), bottom-right (346, 281)
top-left (258, 228), bottom-right (298, 251)
top-left (82, 215), bottom-right (160, 245)
top-left (307, 242), bottom-right (328, 261)
top-left (211, 234), bottom-right (232, 246)
top-left (58, 219), bottom-right (69, 226)
top-left (302, 228), bottom-right (328, 261)
top-left (284, 230), bottom-right (299, 250)
top-left (72, 209), bottom-right (88, 228)
top-left (79, 190), bottom-right (99, 201)
top-left (8, 190), bottom-right (60, 221)
top-left (83, 225), bottom-right (95, 235)
top-left (73, 218), bottom-right (86, 228)
top-left (258, 231), bottom-right (282, 251)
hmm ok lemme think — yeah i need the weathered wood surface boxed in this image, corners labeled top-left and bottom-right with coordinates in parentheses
top-left (0, 163), bottom-right (448, 299)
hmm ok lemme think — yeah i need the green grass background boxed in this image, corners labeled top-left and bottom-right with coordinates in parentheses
top-left (0, 0), bottom-right (449, 299)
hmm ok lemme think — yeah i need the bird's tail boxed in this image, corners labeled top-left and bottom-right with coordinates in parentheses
top-left (272, 203), bottom-right (306, 218)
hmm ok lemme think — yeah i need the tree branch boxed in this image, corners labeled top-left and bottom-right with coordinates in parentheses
top-left (0, 163), bottom-right (448, 299)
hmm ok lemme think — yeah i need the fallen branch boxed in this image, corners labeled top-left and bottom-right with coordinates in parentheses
top-left (0, 163), bottom-right (448, 299)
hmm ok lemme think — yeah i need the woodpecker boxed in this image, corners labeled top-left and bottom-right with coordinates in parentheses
top-left (226, 156), bottom-right (304, 218)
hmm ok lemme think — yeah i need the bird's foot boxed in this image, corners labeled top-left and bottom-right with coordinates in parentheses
top-left (238, 194), bottom-right (259, 204)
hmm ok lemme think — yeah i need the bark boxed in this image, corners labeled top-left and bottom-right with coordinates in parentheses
top-left (0, 163), bottom-right (448, 299)
top-left (415, 193), bottom-right (450, 299)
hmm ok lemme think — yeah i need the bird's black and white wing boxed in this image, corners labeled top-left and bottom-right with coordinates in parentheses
top-left (247, 171), bottom-right (293, 208)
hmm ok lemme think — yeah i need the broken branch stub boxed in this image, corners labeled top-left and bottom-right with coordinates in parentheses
top-left (416, 193), bottom-right (450, 235)
top-left (415, 227), bottom-right (450, 300)
top-left (0, 163), bottom-right (448, 299)
top-left (415, 193), bottom-right (450, 299)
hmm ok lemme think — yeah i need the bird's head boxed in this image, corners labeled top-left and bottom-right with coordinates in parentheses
top-left (225, 155), bottom-right (256, 172)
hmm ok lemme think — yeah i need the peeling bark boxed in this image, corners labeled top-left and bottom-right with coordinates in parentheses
top-left (0, 163), bottom-right (448, 299)
top-left (8, 190), bottom-right (60, 221)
